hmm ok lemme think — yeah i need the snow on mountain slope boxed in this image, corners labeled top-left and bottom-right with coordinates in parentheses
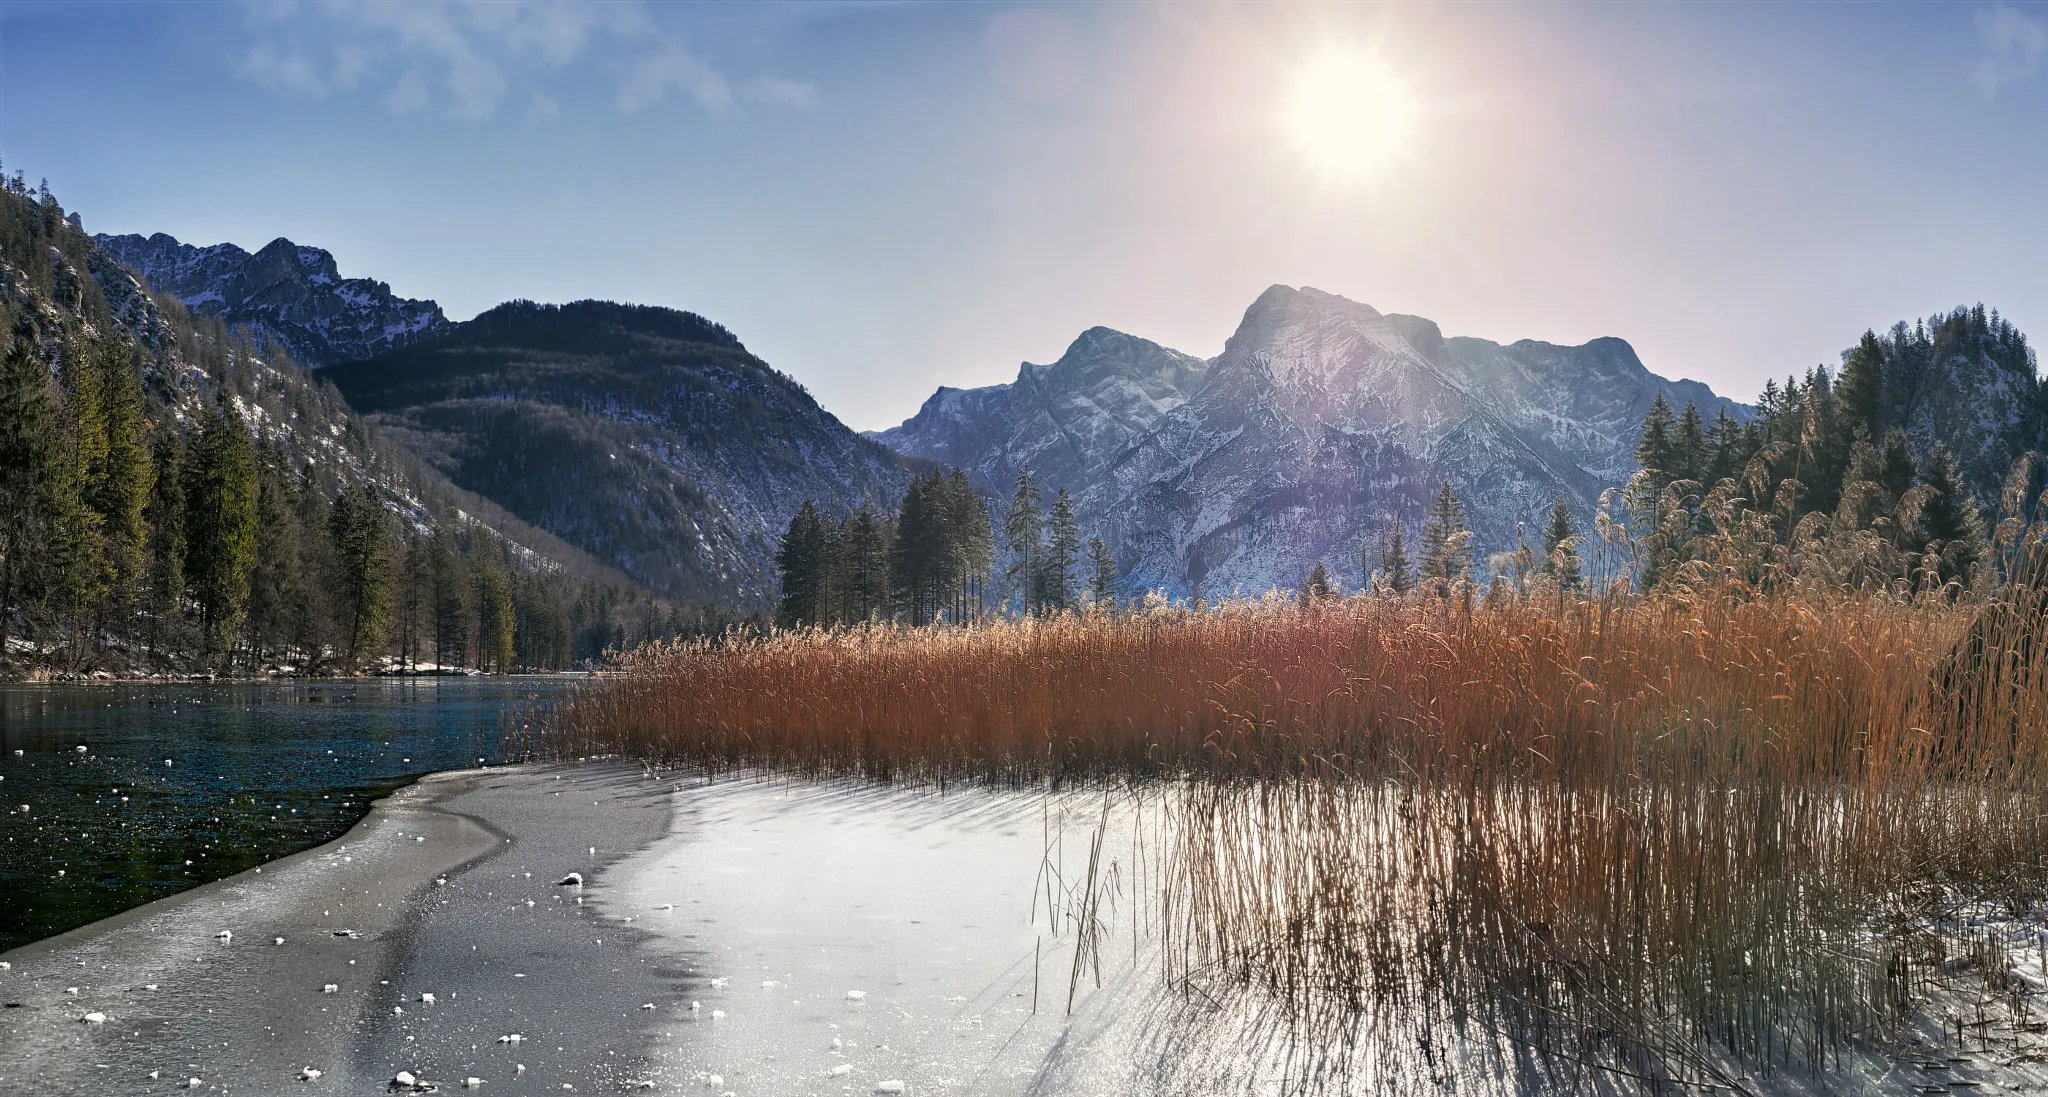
top-left (93, 232), bottom-right (450, 366)
top-left (878, 285), bottom-right (1750, 596)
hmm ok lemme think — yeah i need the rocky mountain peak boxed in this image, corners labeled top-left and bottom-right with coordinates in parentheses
top-left (94, 230), bottom-right (450, 366)
top-left (1017, 325), bottom-right (1208, 397)
top-left (880, 285), bottom-right (1749, 596)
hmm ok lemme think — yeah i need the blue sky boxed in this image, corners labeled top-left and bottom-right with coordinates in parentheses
top-left (3, 1), bottom-right (2045, 430)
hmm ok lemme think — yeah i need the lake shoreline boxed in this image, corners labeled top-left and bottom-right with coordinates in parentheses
top-left (0, 761), bottom-right (681, 1094)
top-left (0, 760), bottom-right (1201, 1095)
top-left (0, 668), bottom-right (586, 685)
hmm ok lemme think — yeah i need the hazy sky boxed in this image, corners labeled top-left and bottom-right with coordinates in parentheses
top-left (3, 2), bottom-right (2045, 430)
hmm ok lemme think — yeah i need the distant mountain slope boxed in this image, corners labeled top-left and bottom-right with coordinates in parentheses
top-left (325, 300), bottom-right (921, 605)
top-left (872, 326), bottom-right (1208, 501)
top-left (3, 193), bottom-right (623, 587)
top-left (93, 231), bottom-right (449, 366)
top-left (878, 285), bottom-right (1750, 596)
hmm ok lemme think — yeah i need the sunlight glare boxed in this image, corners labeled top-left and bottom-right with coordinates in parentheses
top-left (1282, 54), bottom-right (1414, 179)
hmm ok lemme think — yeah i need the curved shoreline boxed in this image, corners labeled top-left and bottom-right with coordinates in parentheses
top-left (0, 762), bottom-right (677, 1095)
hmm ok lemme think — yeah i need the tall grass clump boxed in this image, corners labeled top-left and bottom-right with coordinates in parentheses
top-left (541, 539), bottom-right (2048, 1088)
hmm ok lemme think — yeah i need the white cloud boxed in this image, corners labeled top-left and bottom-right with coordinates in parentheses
top-left (618, 40), bottom-right (732, 113)
top-left (234, 0), bottom-right (792, 121)
top-left (384, 68), bottom-right (429, 114)
top-left (743, 76), bottom-right (819, 110)
top-left (239, 43), bottom-right (328, 97)
top-left (1975, 4), bottom-right (2047, 96)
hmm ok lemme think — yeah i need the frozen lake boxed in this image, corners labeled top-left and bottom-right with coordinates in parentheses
top-left (0, 677), bottom-right (567, 951)
top-left (608, 779), bottom-right (1178, 1095)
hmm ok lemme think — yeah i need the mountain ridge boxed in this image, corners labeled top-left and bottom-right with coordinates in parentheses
top-left (876, 284), bottom-right (1750, 595)
top-left (93, 231), bottom-right (450, 366)
top-left (324, 298), bottom-right (924, 605)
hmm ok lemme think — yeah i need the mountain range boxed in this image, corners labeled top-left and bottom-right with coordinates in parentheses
top-left (5, 199), bottom-right (630, 598)
top-left (94, 232), bottom-right (450, 366)
top-left (87, 226), bottom-right (2036, 608)
top-left (322, 300), bottom-right (919, 604)
top-left (875, 285), bottom-right (1744, 594)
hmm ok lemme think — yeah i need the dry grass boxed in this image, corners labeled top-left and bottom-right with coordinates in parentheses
top-left (538, 568), bottom-right (2048, 1089)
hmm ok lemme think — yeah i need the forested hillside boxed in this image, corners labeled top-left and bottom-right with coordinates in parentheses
top-left (324, 299), bottom-right (924, 607)
top-left (1626, 306), bottom-right (2043, 593)
top-left (0, 171), bottom-right (726, 679)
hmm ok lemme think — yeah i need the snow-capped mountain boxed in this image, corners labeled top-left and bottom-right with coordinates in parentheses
top-left (324, 300), bottom-right (922, 605)
top-left (93, 232), bottom-right (450, 366)
top-left (875, 285), bottom-right (1749, 596)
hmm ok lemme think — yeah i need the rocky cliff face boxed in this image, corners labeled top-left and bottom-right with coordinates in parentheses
top-left (93, 232), bottom-right (449, 366)
top-left (1878, 308), bottom-right (2043, 510)
top-left (324, 300), bottom-right (921, 605)
top-left (878, 285), bottom-right (1750, 596)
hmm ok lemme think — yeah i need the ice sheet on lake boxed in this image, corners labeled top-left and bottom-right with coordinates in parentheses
top-left (607, 780), bottom-right (1208, 1096)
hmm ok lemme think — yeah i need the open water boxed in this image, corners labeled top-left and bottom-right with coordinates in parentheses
top-left (0, 677), bottom-right (570, 952)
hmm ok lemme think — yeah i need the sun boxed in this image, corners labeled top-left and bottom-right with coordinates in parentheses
top-left (1282, 54), bottom-right (1414, 179)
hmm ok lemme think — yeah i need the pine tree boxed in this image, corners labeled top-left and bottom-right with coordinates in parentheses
top-left (181, 397), bottom-right (259, 662)
top-left (1636, 393), bottom-right (1679, 488)
top-left (1301, 560), bottom-right (1335, 602)
top-left (890, 476), bottom-right (950, 625)
top-left (774, 500), bottom-right (832, 628)
top-left (1878, 429), bottom-right (1917, 502)
top-left (1042, 489), bottom-right (1080, 612)
top-left (1915, 441), bottom-right (1985, 582)
top-left (942, 469), bottom-right (993, 620)
top-left (329, 484), bottom-right (394, 672)
top-left (94, 343), bottom-right (151, 626)
top-left (54, 345), bottom-right (108, 658)
top-left (398, 532), bottom-right (428, 672)
top-left (1541, 495), bottom-right (1582, 588)
top-left (1004, 469), bottom-right (1042, 612)
top-left (1087, 536), bottom-right (1119, 608)
top-left (1380, 526), bottom-right (1413, 595)
top-left (1835, 330), bottom-right (1886, 444)
top-left (1674, 400), bottom-right (1706, 485)
top-left (75, 342), bottom-right (152, 649)
top-left (244, 446), bottom-right (305, 668)
top-left (1418, 483), bottom-right (1473, 587)
top-left (473, 554), bottom-right (515, 672)
top-left (428, 525), bottom-right (468, 669)
top-left (140, 428), bottom-right (185, 667)
top-left (0, 338), bottom-right (73, 656)
top-left (288, 466), bottom-right (334, 663)
top-left (1705, 407), bottom-right (1744, 484)
top-left (837, 505), bottom-right (890, 623)
top-left (1798, 368), bottom-right (1847, 517)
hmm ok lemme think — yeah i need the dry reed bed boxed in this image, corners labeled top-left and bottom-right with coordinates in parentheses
top-left (541, 589), bottom-right (2048, 1087)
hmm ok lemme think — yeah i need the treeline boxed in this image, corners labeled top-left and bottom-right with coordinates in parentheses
top-left (774, 468), bottom-right (1130, 628)
top-left (775, 464), bottom-right (1602, 626)
top-left (0, 335), bottom-right (731, 675)
top-left (0, 172), bottom-right (739, 677)
top-left (1626, 308), bottom-right (2033, 594)
top-left (1355, 483), bottom-right (1585, 601)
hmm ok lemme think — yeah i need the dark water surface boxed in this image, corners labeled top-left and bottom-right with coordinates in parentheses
top-left (0, 677), bottom-right (571, 952)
